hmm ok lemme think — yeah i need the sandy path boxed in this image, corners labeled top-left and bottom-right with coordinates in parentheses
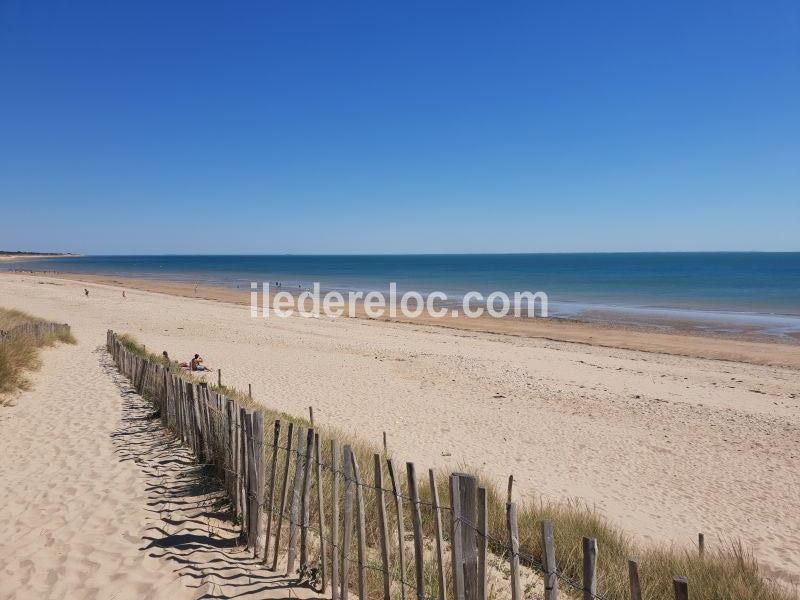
top-left (0, 339), bottom-right (193, 598)
top-left (0, 297), bottom-right (320, 599)
top-left (1, 274), bottom-right (799, 585)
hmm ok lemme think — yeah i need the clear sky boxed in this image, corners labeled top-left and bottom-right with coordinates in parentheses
top-left (1, 1), bottom-right (798, 254)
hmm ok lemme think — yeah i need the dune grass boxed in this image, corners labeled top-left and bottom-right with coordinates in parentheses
top-left (116, 333), bottom-right (796, 600)
top-left (0, 308), bottom-right (75, 400)
top-left (0, 307), bottom-right (44, 330)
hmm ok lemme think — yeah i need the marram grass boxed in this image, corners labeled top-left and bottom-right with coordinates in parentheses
top-left (0, 308), bottom-right (76, 400)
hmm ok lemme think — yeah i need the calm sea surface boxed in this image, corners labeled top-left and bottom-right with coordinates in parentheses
top-left (7, 253), bottom-right (800, 338)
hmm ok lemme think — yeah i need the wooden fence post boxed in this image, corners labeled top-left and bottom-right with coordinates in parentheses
top-left (628, 559), bottom-right (642, 600)
top-left (352, 451), bottom-right (367, 600)
top-left (272, 421), bottom-right (294, 569)
top-left (375, 455), bottom-right (392, 600)
top-left (218, 368), bottom-right (222, 387)
top-left (698, 533), bottom-right (705, 557)
top-left (542, 520), bottom-right (559, 600)
top-left (286, 426), bottom-right (307, 576)
top-left (673, 576), bottom-right (688, 600)
top-left (263, 419), bottom-right (282, 564)
top-left (450, 474), bottom-right (465, 600)
top-left (461, 475), bottom-right (478, 600)
top-left (407, 462), bottom-right (425, 600)
top-left (451, 473), bottom-right (478, 600)
top-left (331, 440), bottom-right (341, 600)
top-left (243, 411), bottom-right (256, 549)
top-left (300, 428), bottom-right (315, 568)
top-left (340, 445), bottom-right (354, 600)
top-left (429, 470), bottom-right (447, 600)
top-left (582, 537), bottom-right (598, 600)
top-left (252, 411), bottom-right (265, 557)
top-left (239, 407), bottom-right (250, 540)
top-left (478, 487), bottom-right (487, 600)
top-left (507, 502), bottom-right (521, 600)
top-left (387, 459), bottom-right (407, 600)
top-left (315, 433), bottom-right (327, 592)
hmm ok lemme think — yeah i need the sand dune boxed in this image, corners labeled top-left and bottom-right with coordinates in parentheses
top-left (1, 273), bottom-right (798, 588)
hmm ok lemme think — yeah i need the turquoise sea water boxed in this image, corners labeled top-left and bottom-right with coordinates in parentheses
top-left (7, 253), bottom-right (800, 338)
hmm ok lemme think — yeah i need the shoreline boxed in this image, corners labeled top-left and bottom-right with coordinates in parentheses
top-left (0, 254), bottom-right (79, 262)
top-left (6, 270), bottom-right (800, 369)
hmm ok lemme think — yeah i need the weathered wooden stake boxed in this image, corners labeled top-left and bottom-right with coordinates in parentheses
top-left (340, 445), bottom-right (355, 600)
top-left (300, 428), bottom-right (315, 567)
top-left (507, 502), bottom-right (521, 600)
top-left (698, 532), bottom-right (705, 557)
top-left (478, 487), bottom-right (488, 600)
top-left (460, 475), bottom-right (478, 600)
top-left (249, 383), bottom-right (252, 399)
top-left (272, 422), bottom-right (294, 570)
top-left (331, 440), bottom-right (341, 600)
top-left (218, 368), bottom-right (222, 387)
top-left (387, 459), bottom-right (407, 600)
top-left (352, 452), bottom-right (367, 600)
top-left (582, 537), bottom-right (598, 600)
top-left (263, 419), bottom-right (282, 564)
top-left (507, 474), bottom-right (514, 504)
top-left (286, 426), bottom-right (308, 575)
top-left (243, 411), bottom-right (257, 549)
top-left (407, 462), bottom-right (425, 600)
top-left (542, 520), bottom-right (559, 600)
top-left (252, 411), bottom-right (265, 557)
top-left (375, 454), bottom-right (392, 600)
top-left (315, 433), bottom-right (327, 592)
top-left (628, 559), bottom-right (642, 600)
top-left (429, 470), bottom-right (447, 600)
top-left (673, 576), bottom-right (689, 600)
top-left (450, 474), bottom-right (465, 600)
top-left (309, 406), bottom-right (314, 427)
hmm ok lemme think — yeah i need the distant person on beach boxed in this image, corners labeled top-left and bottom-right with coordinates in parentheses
top-left (190, 353), bottom-right (210, 371)
top-left (122, 290), bottom-right (126, 298)
top-left (84, 288), bottom-right (89, 298)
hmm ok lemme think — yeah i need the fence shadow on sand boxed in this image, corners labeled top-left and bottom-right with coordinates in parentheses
top-left (103, 348), bottom-right (320, 600)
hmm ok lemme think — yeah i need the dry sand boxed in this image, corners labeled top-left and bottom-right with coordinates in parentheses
top-left (0, 276), bottom-right (324, 599)
top-left (1, 273), bottom-right (799, 589)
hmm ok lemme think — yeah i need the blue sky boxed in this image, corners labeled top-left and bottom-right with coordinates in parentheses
top-left (1, 0), bottom-right (798, 254)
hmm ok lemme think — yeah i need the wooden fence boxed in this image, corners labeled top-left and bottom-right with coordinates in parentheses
top-left (0, 321), bottom-right (71, 345)
top-left (107, 330), bottom-right (695, 600)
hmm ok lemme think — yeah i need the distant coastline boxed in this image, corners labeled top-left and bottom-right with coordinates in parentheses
top-left (0, 251), bottom-right (79, 262)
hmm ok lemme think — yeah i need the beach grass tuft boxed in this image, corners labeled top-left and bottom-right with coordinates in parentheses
top-left (0, 308), bottom-right (76, 400)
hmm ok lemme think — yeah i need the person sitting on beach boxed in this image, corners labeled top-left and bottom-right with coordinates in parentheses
top-left (190, 353), bottom-right (210, 371)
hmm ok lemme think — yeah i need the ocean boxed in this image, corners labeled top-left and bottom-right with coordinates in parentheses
top-left (6, 253), bottom-right (800, 339)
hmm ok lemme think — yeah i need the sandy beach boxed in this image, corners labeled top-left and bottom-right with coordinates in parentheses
top-left (11, 270), bottom-right (800, 368)
top-left (1, 272), bottom-right (798, 589)
top-left (0, 274), bottom-right (324, 599)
